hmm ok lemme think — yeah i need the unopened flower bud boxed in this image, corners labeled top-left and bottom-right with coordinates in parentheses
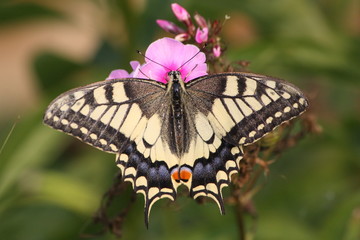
top-left (194, 13), bottom-right (207, 29)
top-left (171, 3), bottom-right (190, 22)
top-left (175, 33), bottom-right (191, 42)
top-left (213, 45), bottom-right (221, 58)
top-left (195, 27), bottom-right (209, 43)
top-left (156, 19), bottom-right (185, 34)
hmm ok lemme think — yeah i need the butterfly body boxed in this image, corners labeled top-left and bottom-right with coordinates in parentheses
top-left (168, 71), bottom-right (187, 156)
top-left (44, 72), bottom-right (308, 225)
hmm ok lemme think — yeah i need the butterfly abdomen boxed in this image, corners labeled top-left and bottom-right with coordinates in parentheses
top-left (169, 73), bottom-right (191, 156)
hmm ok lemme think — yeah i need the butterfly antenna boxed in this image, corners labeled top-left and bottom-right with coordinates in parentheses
top-left (138, 68), bottom-right (151, 80)
top-left (177, 44), bottom-right (206, 71)
top-left (137, 50), bottom-right (172, 71)
top-left (184, 64), bottom-right (198, 81)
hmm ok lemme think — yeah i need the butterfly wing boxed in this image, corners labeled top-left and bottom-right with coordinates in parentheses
top-left (43, 78), bottom-right (180, 225)
top-left (184, 72), bottom-right (308, 211)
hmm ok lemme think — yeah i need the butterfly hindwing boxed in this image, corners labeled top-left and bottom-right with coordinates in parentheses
top-left (115, 142), bottom-right (177, 227)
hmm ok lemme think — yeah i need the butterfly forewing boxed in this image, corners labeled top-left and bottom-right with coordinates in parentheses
top-left (44, 79), bottom-right (164, 152)
top-left (187, 72), bottom-right (308, 145)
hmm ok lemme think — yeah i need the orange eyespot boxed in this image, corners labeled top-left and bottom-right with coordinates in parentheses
top-left (179, 168), bottom-right (192, 182)
top-left (171, 169), bottom-right (180, 182)
top-left (171, 167), bottom-right (192, 182)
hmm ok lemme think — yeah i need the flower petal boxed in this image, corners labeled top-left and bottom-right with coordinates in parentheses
top-left (130, 61), bottom-right (140, 71)
top-left (106, 69), bottom-right (130, 80)
top-left (129, 61), bottom-right (142, 77)
top-left (137, 63), bottom-right (168, 83)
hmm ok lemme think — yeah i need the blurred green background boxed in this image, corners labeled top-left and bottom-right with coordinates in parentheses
top-left (0, 0), bottom-right (359, 239)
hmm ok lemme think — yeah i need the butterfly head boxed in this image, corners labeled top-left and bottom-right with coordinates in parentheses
top-left (166, 70), bottom-right (186, 94)
top-left (167, 70), bottom-right (183, 83)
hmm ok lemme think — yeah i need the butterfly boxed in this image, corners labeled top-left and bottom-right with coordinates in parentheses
top-left (43, 70), bottom-right (308, 226)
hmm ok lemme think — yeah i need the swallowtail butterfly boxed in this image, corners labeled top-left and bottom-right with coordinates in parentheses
top-left (43, 70), bottom-right (308, 225)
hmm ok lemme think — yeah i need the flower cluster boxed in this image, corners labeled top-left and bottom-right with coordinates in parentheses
top-left (108, 3), bottom-right (230, 83)
top-left (156, 3), bottom-right (225, 59)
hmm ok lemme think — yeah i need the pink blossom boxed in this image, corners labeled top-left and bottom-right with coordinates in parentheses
top-left (106, 69), bottom-right (129, 80)
top-left (213, 45), bottom-right (221, 58)
top-left (156, 19), bottom-right (185, 34)
top-left (195, 27), bottom-right (208, 43)
top-left (137, 37), bottom-right (207, 83)
top-left (171, 3), bottom-right (190, 22)
top-left (107, 61), bottom-right (141, 80)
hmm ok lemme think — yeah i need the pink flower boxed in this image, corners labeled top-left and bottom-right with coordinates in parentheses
top-left (171, 3), bottom-right (190, 22)
top-left (213, 45), bottom-right (221, 58)
top-left (137, 37), bottom-right (207, 83)
top-left (107, 61), bottom-right (141, 80)
top-left (195, 27), bottom-right (208, 43)
top-left (156, 19), bottom-right (185, 34)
